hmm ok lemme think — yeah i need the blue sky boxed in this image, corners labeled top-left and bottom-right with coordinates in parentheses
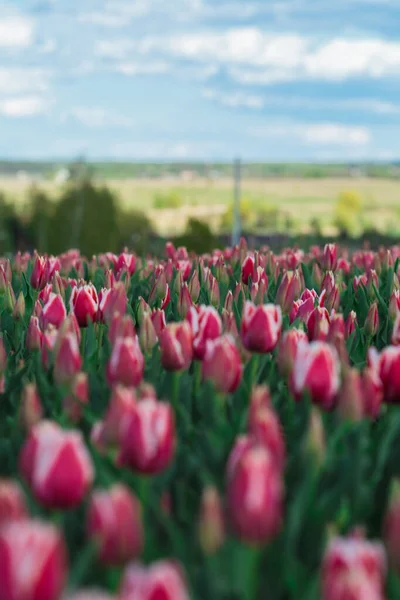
top-left (1, 0), bottom-right (400, 161)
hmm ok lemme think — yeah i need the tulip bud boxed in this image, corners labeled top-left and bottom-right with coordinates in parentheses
top-left (177, 283), bottom-right (193, 318)
top-left (321, 271), bottom-right (335, 295)
top-left (149, 309), bottom-right (165, 340)
top-left (40, 293), bottom-right (66, 330)
top-left (241, 302), bottom-right (282, 353)
top-left (63, 372), bottom-right (89, 424)
top-left (375, 346), bottom-right (400, 403)
top-left (324, 285), bottom-right (340, 313)
top-left (305, 407), bottom-right (325, 466)
top-left (321, 243), bottom-right (337, 272)
top-left (160, 322), bottom-right (193, 372)
top-left (249, 385), bottom-right (271, 422)
top-left (115, 252), bottom-right (136, 277)
top-left (20, 421), bottom-right (94, 509)
top-left (0, 479), bottom-right (27, 525)
top-left (208, 274), bottom-right (220, 308)
top-left (224, 290), bottom-right (234, 313)
top-left (233, 281), bottom-right (246, 307)
top-left (188, 270), bottom-right (200, 302)
top-left (87, 484), bottom-right (143, 566)
top-left (202, 335), bottom-right (242, 394)
top-left (227, 445), bottom-right (283, 544)
top-left (107, 337), bottom-right (144, 388)
top-left (30, 255), bottom-right (47, 290)
top-left (53, 332), bottom-right (82, 385)
top-left (20, 383), bottom-right (42, 430)
top-left (0, 519), bottom-right (68, 600)
top-left (173, 270), bottom-right (184, 296)
top-left (0, 265), bottom-right (7, 294)
top-left (120, 560), bottom-right (189, 600)
top-left (149, 269), bottom-right (170, 310)
top-left (383, 479), bottom-right (400, 572)
top-left (366, 269), bottom-right (379, 297)
top-left (136, 297), bottom-right (151, 326)
top-left (12, 291), bottom-right (25, 320)
top-left (139, 312), bottom-right (158, 355)
top-left (389, 290), bottom-right (400, 323)
top-left (322, 536), bottom-right (387, 600)
top-left (345, 310), bottom-right (357, 339)
top-left (119, 397), bottom-right (175, 474)
top-left (393, 312), bottom-right (400, 346)
top-left (51, 271), bottom-right (65, 300)
top-left (4, 282), bottom-right (15, 313)
top-left (364, 302), bottom-right (379, 337)
top-left (291, 341), bottom-right (340, 410)
top-left (70, 284), bottom-right (99, 327)
top-left (190, 306), bottom-right (222, 360)
top-left (307, 306), bottom-right (330, 342)
top-left (277, 328), bottom-right (308, 378)
top-left (198, 486), bottom-right (225, 555)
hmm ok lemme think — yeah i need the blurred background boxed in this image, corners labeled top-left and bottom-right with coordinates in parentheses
top-left (1, 0), bottom-right (400, 255)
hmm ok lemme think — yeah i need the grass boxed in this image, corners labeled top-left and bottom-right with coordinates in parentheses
top-left (1, 175), bottom-right (400, 236)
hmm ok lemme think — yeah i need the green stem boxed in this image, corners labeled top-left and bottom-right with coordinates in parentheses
top-left (96, 323), bottom-right (104, 366)
top-left (80, 327), bottom-right (87, 359)
top-left (171, 371), bottom-right (181, 415)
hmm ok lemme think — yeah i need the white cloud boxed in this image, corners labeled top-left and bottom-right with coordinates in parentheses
top-left (116, 28), bottom-right (400, 83)
top-left (0, 15), bottom-right (34, 48)
top-left (116, 61), bottom-right (171, 76)
top-left (0, 95), bottom-right (50, 117)
top-left (251, 123), bottom-right (371, 146)
top-left (64, 107), bottom-right (135, 128)
top-left (0, 68), bottom-right (50, 94)
top-left (203, 88), bottom-right (264, 109)
top-left (204, 88), bottom-right (400, 114)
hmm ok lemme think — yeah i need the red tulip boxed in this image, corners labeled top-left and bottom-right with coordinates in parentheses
top-left (362, 366), bottom-right (383, 419)
top-left (19, 421), bottom-right (94, 509)
top-left (119, 397), bottom-right (175, 474)
top-left (136, 297), bottom-right (151, 326)
top-left (115, 252), bottom-right (136, 277)
top-left (120, 560), bottom-right (189, 600)
top-left (149, 268), bottom-right (170, 310)
top-left (20, 383), bottom-right (42, 431)
top-left (94, 385), bottom-right (137, 450)
top-left (291, 341), bottom-right (340, 409)
top-left (30, 255), bottom-right (47, 290)
top-left (109, 313), bottom-right (136, 346)
top-left (38, 283), bottom-right (53, 305)
top-left (345, 310), bottom-right (357, 339)
top-left (40, 293), bottom-right (67, 330)
top-left (372, 346), bottom-right (400, 403)
top-left (160, 322), bottom-right (193, 372)
top-left (0, 519), bottom-right (68, 600)
top-left (336, 368), bottom-right (366, 422)
top-left (198, 486), bottom-right (225, 555)
top-left (177, 283), bottom-right (193, 319)
top-left (277, 328), bottom-right (308, 377)
top-left (307, 306), bottom-right (330, 341)
top-left (107, 337), bottom-right (144, 388)
top-left (87, 484), bottom-right (143, 565)
top-left (188, 270), bottom-right (200, 302)
top-left (189, 305), bottom-right (222, 360)
top-left (150, 309), bottom-right (166, 339)
top-left (53, 331), bottom-right (82, 385)
top-left (276, 271), bottom-right (301, 313)
top-left (70, 284), bottom-right (99, 327)
top-left (241, 302), bottom-right (282, 353)
top-left (202, 335), bottom-right (242, 394)
top-left (99, 282), bottom-right (127, 323)
top-left (41, 325), bottom-right (58, 368)
top-left (321, 243), bottom-right (337, 272)
top-left (241, 255), bottom-right (257, 285)
top-left (322, 536), bottom-right (386, 600)
top-left (248, 402), bottom-right (285, 471)
top-left (221, 309), bottom-right (239, 338)
top-left (389, 290), bottom-right (400, 323)
top-left (226, 444), bottom-right (283, 544)
top-left (0, 480), bottom-right (27, 525)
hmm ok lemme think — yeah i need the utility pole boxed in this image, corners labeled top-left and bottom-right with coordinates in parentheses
top-left (232, 157), bottom-right (241, 246)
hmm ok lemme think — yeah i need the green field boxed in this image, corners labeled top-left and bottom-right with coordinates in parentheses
top-left (1, 174), bottom-right (400, 236)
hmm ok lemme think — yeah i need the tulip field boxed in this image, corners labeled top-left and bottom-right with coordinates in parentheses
top-left (3, 240), bottom-right (400, 599)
